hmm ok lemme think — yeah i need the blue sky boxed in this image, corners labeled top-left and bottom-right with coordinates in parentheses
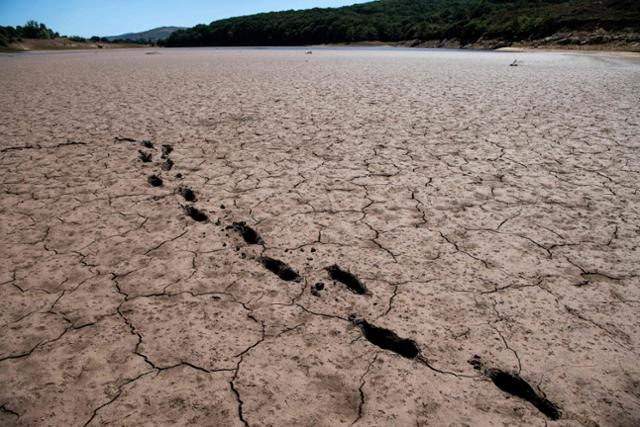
top-left (0, 0), bottom-right (364, 37)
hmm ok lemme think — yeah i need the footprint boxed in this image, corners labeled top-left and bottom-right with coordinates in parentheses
top-left (229, 222), bottom-right (264, 245)
top-left (147, 175), bottom-right (163, 187)
top-left (178, 187), bottom-right (196, 202)
top-left (326, 265), bottom-right (368, 294)
top-left (260, 257), bottom-right (300, 282)
top-left (183, 205), bottom-right (207, 222)
top-left (138, 151), bottom-right (152, 163)
top-left (161, 158), bottom-right (174, 171)
top-left (354, 318), bottom-right (419, 359)
top-left (485, 368), bottom-right (560, 420)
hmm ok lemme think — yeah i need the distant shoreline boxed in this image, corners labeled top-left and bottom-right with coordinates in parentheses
top-left (4, 41), bottom-right (639, 59)
top-left (495, 46), bottom-right (640, 58)
top-left (316, 36), bottom-right (640, 55)
top-left (1, 37), bottom-right (148, 52)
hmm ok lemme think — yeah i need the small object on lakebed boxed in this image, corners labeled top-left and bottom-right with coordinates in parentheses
top-left (311, 282), bottom-right (325, 297)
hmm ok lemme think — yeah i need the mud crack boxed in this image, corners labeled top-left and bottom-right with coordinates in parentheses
top-left (352, 353), bottom-right (379, 426)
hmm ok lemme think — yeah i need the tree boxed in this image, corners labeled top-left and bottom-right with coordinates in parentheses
top-left (17, 20), bottom-right (57, 39)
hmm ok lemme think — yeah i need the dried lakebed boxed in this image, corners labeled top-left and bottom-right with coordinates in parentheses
top-left (1, 48), bottom-right (639, 426)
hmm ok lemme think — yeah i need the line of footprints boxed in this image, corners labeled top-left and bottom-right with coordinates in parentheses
top-left (127, 137), bottom-right (561, 421)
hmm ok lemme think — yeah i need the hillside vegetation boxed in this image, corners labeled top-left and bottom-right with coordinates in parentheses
top-left (0, 21), bottom-right (150, 51)
top-left (0, 21), bottom-right (59, 47)
top-left (105, 27), bottom-right (184, 43)
top-left (162, 0), bottom-right (640, 47)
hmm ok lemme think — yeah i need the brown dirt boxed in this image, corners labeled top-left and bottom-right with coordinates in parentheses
top-left (5, 38), bottom-right (146, 51)
top-left (1, 48), bottom-right (639, 426)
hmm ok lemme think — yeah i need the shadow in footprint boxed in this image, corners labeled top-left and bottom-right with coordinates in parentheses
top-left (141, 140), bottom-right (154, 149)
top-left (162, 144), bottom-right (173, 157)
top-left (485, 368), bottom-right (560, 420)
top-left (260, 257), bottom-right (300, 282)
top-left (179, 187), bottom-right (196, 202)
top-left (229, 222), bottom-right (264, 245)
top-left (147, 175), bottom-right (163, 187)
top-left (326, 265), bottom-right (368, 294)
top-left (183, 205), bottom-right (207, 222)
top-left (139, 151), bottom-right (152, 163)
top-left (161, 158), bottom-right (174, 171)
top-left (355, 319), bottom-right (419, 359)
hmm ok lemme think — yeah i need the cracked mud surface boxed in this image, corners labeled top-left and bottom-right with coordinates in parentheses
top-left (1, 48), bottom-right (639, 426)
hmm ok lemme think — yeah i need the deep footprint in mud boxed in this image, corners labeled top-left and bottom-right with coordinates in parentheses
top-left (229, 222), bottom-right (264, 245)
top-left (183, 205), bottom-right (208, 222)
top-left (485, 368), bottom-right (560, 420)
top-left (161, 158), bottom-right (174, 171)
top-left (147, 175), bottom-right (163, 187)
top-left (138, 151), bottom-right (152, 163)
top-left (260, 257), bottom-right (300, 282)
top-left (178, 187), bottom-right (196, 202)
top-left (162, 144), bottom-right (173, 156)
top-left (354, 319), bottom-right (419, 359)
top-left (326, 265), bottom-right (368, 294)
top-left (162, 144), bottom-right (173, 157)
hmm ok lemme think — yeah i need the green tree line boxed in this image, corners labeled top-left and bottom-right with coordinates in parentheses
top-left (161, 0), bottom-right (640, 47)
top-left (0, 20), bottom-right (151, 47)
top-left (0, 20), bottom-right (59, 46)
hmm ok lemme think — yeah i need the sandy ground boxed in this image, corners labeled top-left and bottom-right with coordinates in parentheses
top-left (0, 47), bottom-right (639, 426)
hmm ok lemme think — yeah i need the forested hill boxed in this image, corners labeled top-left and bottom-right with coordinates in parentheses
top-left (105, 27), bottom-right (184, 42)
top-left (162, 0), bottom-right (640, 47)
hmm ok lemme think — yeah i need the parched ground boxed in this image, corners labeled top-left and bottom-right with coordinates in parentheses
top-left (0, 48), bottom-right (639, 427)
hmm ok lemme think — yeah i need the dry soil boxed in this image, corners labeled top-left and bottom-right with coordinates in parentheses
top-left (0, 47), bottom-right (639, 426)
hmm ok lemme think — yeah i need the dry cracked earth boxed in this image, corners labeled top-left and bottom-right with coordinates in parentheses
top-left (0, 48), bottom-right (639, 426)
